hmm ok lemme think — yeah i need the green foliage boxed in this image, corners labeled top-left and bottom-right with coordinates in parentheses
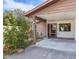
top-left (3, 10), bottom-right (31, 54)
top-left (3, 11), bottom-right (17, 26)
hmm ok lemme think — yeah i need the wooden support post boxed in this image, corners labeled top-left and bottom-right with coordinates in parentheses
top-left (32, 17), bottom-right (37, 44)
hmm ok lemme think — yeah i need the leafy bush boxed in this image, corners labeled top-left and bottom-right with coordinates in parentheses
top-left (3, 10), bottom-right (32, 54)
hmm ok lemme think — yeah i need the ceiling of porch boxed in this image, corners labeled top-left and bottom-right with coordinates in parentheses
top-left (36, 11), bottom-right (75, 21)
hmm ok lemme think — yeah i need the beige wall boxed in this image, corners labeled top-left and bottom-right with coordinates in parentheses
top-left (36, 22), bottom-right (46, 37)
top-left (47, 19), bottom-right (75, 38)
top-left (27, 17), bottom-right (46, 37)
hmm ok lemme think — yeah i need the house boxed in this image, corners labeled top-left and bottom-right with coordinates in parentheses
top-left (25, 0), bottom-right (75, 39)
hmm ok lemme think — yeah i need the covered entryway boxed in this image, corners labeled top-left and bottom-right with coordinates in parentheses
top-left (36, 11), bottom-right (75, 39)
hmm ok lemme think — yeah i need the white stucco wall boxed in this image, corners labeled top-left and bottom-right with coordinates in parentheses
top-left (47, 19), bottom-right (75, 38)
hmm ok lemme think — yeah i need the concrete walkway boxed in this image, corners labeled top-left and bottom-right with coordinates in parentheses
top-left (5, 38), bottom-right (76, 59)
top-left (35, 38), bottom-right (76, 52)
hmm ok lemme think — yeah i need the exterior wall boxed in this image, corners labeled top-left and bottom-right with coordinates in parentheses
top-left (27, 17), bottom-right (46, 37)
top-left (29, 0), bottom-right (75, 17)
top-left (47, 19), bottom-right (75, 38)
top-left (36, 22), bottom-right (46, 37)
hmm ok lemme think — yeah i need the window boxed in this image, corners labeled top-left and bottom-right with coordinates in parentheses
top-left (59, 23), bottom-right (71, 31)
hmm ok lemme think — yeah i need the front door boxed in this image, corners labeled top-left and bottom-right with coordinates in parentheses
top-left (48, 23), bottom-right (57, 38)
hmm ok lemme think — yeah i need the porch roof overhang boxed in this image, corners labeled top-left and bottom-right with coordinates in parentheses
top-left (36, 11), bottom-right (75, 21)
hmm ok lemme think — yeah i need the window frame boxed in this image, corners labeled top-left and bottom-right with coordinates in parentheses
top-left (59, 23), bottom-right (71, 32)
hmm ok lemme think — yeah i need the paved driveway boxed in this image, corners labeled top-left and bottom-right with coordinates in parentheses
top-left (5, 38), bottom-right (76, 59)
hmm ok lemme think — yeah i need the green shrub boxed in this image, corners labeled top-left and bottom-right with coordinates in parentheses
top-left (3, 10), bottom-right (32, 54)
